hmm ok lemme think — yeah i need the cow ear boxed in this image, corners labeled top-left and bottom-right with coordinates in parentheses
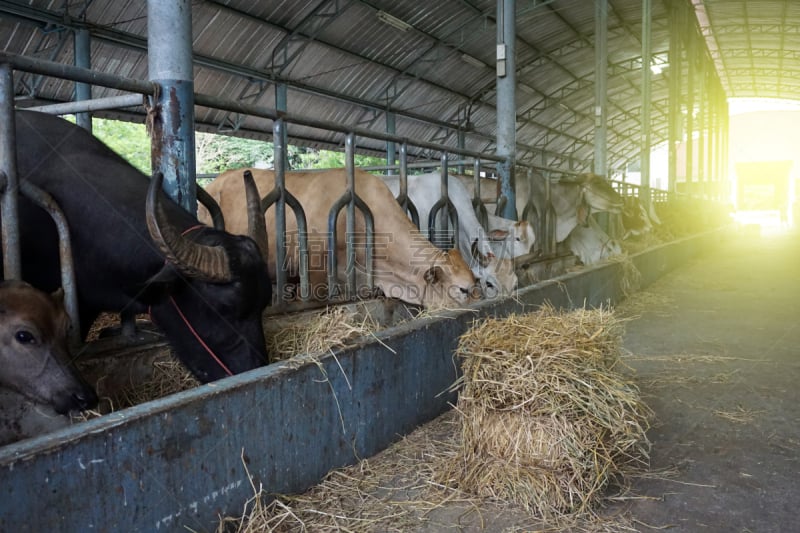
top-left (487, 229), bottom-right (508, 241)
top-left (424, 265), bottom-right (444, 285)
top-left (470, 239), bottom-right (490, 267)
top-left (50, 287), bottom-right (65, 303)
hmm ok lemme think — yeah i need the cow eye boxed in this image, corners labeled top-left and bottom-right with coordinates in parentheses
top-left (15, 330), bottom-right (36, 344)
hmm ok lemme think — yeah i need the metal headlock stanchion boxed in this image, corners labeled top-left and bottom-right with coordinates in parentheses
top-left (326, 133), bottom-right (374, 301)
top-left (259, 119), bottom-right (310, 304)
top-left (427, 153), bottom-right (459, 250)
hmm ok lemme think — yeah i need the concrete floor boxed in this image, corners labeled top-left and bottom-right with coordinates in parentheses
top-left (617, 229), bottom-right (800, 532)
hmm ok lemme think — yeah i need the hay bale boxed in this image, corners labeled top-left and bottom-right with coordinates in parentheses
top-left (441, 305), bottom-right (651, 517)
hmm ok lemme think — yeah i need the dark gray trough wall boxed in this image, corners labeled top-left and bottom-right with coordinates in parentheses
top-left (0, 230), bottom-right (721, 532)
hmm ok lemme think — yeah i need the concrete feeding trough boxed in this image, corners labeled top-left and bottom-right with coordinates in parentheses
top-left (0, 230), bottom-right (722, 532)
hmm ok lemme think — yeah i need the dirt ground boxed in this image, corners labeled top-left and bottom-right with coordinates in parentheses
top-left (228, 229), bottom-right (799, 532)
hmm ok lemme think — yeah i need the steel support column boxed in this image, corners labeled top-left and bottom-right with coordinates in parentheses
top-left (685, 27), bottom-right (695, 189)
top-left (496, 0), bottom-right (517, 220)
top-left (640, 0), bottom-right (652, 207)
top-left (73, 28), bottom-right (92, 132)
top-left (0, 64), bottom-right (20, 279)
top-left (697, 66), bottom-right (705, 195)
top-left (147, 0), bottom-right (196, 213)
top-left (593, 0), bottom-right (608, 178)
top-left (667, 0), bottom-right (683, 195)
top-left (275, 82), bottom-right (289, 169)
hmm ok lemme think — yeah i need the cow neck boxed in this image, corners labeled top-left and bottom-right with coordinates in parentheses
top-left (150, 224), bottom-right (234, 378)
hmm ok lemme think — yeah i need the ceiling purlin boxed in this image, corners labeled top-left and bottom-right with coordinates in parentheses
top-left (523, 1), bottom-right (645, 169)
top-left (444, 0), bottom-right (632, 169)
top-left (355, 0), bottom-right (493, 112)
top-left (347, 0), bottom-right (495, 152)
top-left (0, 1), bottom-right (510, 152)
top-left (777, 0), bottom-right (789, 100)
top-left (210, 0), bottom-right (356, 132)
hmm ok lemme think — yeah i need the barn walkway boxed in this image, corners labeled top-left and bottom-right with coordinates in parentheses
top-left (617, 229), bottom-right (800, 532)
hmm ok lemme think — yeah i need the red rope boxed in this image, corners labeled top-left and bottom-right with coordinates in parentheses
top-left (168, 294), bottom-right (234, 377)
top-left (148, 223), bottom-right (235, 378)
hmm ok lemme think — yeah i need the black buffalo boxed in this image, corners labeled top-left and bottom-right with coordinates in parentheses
top-left (10, 110), bottom-right (272, 382)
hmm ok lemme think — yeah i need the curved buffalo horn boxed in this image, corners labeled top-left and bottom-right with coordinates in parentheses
top-left (243, 170), bottom-right (270, 266)
top-left (146, 172), bottom-right (232, 282)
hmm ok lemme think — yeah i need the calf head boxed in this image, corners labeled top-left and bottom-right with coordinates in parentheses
top-left (0, 281), bottom-right (97, 414)
top-left (142, 174), bottom-right (272, 382)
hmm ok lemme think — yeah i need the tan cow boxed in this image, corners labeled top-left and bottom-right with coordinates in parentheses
top-left (199, 168), bottom-right (480, 309)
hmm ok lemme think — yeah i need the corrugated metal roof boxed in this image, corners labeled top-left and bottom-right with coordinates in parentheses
top-left (1, 0), bottom-right (798, 174)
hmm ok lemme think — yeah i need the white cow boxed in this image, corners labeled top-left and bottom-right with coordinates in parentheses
top-left (382, 173), bottom-right (518, 297)
top-left (565, 216), bottom-right (622, 265)
top-left (458, 171), bottom-right (624, 265)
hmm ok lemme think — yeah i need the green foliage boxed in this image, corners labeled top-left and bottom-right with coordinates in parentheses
top-left (77, 116), bottom-right (389, 177)
top-left (196, 132), bottom-right (275, 174)
top-left (297, 149), bottom-right (387, 170)
top-left (90, 118), bottom-right (151, 173)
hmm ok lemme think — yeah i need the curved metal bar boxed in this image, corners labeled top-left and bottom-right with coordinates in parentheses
top-left (0, 173), bottom-right (82, 347)
top-left (394, 142), bottom-right (420, 228)
top-left (428, 197), bottom-right (459, 249)
top-left (327, 189), bottom-right (349, 300)
top-left (494, 194), bottom-right (508, 217)
top-left (196, 186), bottom-right (225, 230)
top-left (543, 173), bottom-right (557, 256)
top-left (471, 158), bottom-right (489, 229)
top-left (352, 194), bottom-right (374, 293)
top-left (278, 191), bottom-right (309, 302)
top-left (428, 154), bottom-right (459, 249)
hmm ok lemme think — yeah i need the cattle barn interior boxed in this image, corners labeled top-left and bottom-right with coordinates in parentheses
top-left (0, 0), bottom-right (798, 531)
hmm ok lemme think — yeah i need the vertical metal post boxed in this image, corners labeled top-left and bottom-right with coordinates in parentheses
top-left (706, 78), bottom-right (715, 200)
top-left (273, 119), bottom-right (288, 302)
top-left (0, 64), bottom-right (20, 280)
top-left (439, 153), bottom-right (450, 247)
top-left (685, 29), bottom-right (695, 191)
top-left (722, 100), bottom-right (730, 202)
top-left (275, 83), bottom-right (289, 169)
top-left (496, 0), bottom-right (517, 220)
top-left (668, 0), bottom-right (682, 196)
top-left (400, 142), bottom-right (408, 195)
top-left (147, 0), bottom-right (196, 213)
top-left (457, 130), bottom-right (466, 175)
top-left (594, 0), bottom-right (608, 178)
top-left (697, 67), bottom-right (706, 197)
top-left (73, 29), bottom-right (92, 132)
top-left (640, 0), bottom-right (652, 209)
top-left (345, 133), bottom-right (357, 298)
top-left (385, 111), bottom-right (396, 175)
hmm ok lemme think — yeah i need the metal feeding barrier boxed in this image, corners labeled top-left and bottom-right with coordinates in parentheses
top-left (1, 49), bottom-right (614, 311)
